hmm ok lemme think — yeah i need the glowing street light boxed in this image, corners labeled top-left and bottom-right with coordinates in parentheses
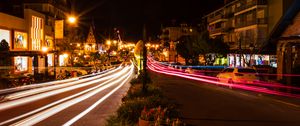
top-left (42, 47), bottom-right (48, 53)
top-left (63, 53), bottom-right (69, 58)
top-left (68, 16), bottom-right (76, 24)
top-left (106, 40), bottom-right (111, 45)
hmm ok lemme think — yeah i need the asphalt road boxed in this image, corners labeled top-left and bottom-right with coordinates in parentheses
top-left (150, 71), bottom-right (300, 126)
top-left (0, 65), bottom-right (133, 126)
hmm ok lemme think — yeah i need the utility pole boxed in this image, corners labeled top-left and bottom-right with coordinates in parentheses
top-left (142, 24), bottom-right (147, 93)
top-left (239, 36), bottom-right (242, 67)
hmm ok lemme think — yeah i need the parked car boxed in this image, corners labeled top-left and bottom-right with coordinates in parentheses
top-left (217, 68), bottom-right (258, 84)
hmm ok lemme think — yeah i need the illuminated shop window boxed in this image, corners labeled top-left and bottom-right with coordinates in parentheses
top-left (45, 36), bottom-right (53, 48)
top-left (14, 56), bottom-right (28, 72)
top-left (14, 31), bottom-right (28, 49)
top-left (31, 16), bottom-right (43, 50)
top-left (47, 54), bottom-right (53, 66)
top-left (0, 29), bottom-right (11, 47)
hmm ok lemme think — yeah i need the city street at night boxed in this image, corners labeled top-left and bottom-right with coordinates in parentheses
top-left (1, 0), bottom-right (300, 125)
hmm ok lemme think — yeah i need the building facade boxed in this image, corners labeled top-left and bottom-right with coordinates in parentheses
top-left (273, 0), bottom-right (300, 85)
top-left (160, 24), bottom-right (199, 63)
top-left (0, 9), bottom-right (48, 75)
top-left (0, 0), bottom-right (71, 78)
top-left (204, 0), bottom-right (294, 67)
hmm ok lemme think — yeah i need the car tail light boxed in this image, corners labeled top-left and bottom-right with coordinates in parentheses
top-left (235, 73), bottom-right (244, 76)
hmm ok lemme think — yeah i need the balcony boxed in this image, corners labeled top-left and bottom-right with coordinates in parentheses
top-left (236, 0), bottom-right (267, 13)
top-left (235, 18), bottom-right (267, 28)
top-left (209, 28), bottom-right (227, 35)
top-left (207, 14), bottom-right (227, 24)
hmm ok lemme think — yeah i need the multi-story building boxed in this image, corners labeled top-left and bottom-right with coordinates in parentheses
top-left (204, 0), bottom-right (294, 67)
top-left (0, 9), bottom-right (49, 76)
top-left (160, 24), bottom-right (199, 63)
top-left (0, 0), bottom-right (71, 78)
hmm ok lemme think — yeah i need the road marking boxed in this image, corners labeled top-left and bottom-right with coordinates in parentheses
top-left (271, 99), bottom-right (300, 108)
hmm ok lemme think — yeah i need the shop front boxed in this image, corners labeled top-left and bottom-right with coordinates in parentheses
top-left (228, 54), bottom-right (277, 68)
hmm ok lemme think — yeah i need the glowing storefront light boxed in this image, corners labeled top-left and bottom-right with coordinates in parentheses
top-left (14, 31), bottom-right (28, 49)
top-left (59, 54), bottom-right (68, 66)
top-left (47, 54), bottom-right (53, 66)
top-left (0, 29), bottom-right (11, 47)
top-left (31, 16), bottom-right (43, 50)
top-left (14, 56), bottom-right (28, 72)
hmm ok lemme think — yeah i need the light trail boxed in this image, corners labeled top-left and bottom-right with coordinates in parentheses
top-left (0, 68), bottom-right (114, 96)
top-left (3, 67), bottom-right (121, 101)
top-left (11, 65), bottom-right (133, 126)
top-left (63, 65), bottom-right (134, 126)
top-left (150, 57), bottom-right (300, 77)
top-left (148, 62), bottom-right (300, 98)
top-left (0, 67), bottom-right (126, 111)
top-left (148, 58), bottom-right (300, 92)
top-left (0, 66), bottom-right (132, 126)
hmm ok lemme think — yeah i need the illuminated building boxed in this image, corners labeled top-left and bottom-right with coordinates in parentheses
top-left (0, 0), bottom-right (70, 77)
top-left (204, 0), bottom-right (295, 67)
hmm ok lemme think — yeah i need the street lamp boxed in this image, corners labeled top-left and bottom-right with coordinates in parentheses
top-left (106, 40), bottom-right (111, 46)
top-left (68, 16), bottom-right (77, 24)
top-left (42, 47), bottom-right (48, 53)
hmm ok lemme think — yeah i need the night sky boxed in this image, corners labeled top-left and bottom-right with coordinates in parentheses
top-left (75, 0), bottom-right (224, 41)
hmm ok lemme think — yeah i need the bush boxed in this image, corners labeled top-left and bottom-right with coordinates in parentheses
top-left (106, 77), bottom-right (182, 125)
top-left (106, 115), bottom-right (132, 126)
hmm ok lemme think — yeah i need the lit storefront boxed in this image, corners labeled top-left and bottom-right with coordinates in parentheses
top-left (228, 54), bottom-right (277, 68)
top-left (0, 29), bottom-right (11, 47)
top-left (14, 56), bottom-right (28, 72)
top-left (59, 54), bottom-right (69, 66)
top-left (45, 36), bottom-right (54, 67)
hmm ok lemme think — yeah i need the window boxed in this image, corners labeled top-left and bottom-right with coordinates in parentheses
top-left (45, 36), bottom-right (53, 48)
top-left (0, 29), bottom-right (11, 47)
top-left (14, 56), bottom-right (28, 72)
top-left (246, 13), bottom-right (253, 22)
top-left (14, 31), bottom-right (28, 49)
top-left (257, 10), bottom-right (265, 18)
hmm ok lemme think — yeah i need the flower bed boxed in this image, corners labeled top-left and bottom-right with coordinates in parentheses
top-left (106, 73), bottom-right (183, 126)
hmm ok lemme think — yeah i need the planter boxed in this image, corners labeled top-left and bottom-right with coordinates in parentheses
top-left (138, 118), bottom-right (151, 126)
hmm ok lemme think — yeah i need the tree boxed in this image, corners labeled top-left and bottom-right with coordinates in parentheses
top-left (90, 52), bottom-right (100, 67)
top-left (176, 31), bottom-right (229, 65)
top-left (176, 32), bottom-right (209, 65)
top-left (0, 39), bottom-right (9, 51)
top-left (205, 36), bottom-right (229, 65)
top-left (0, 39), bottom-right (11, 74)
top-left (57, 28), bottom-right (84, 66)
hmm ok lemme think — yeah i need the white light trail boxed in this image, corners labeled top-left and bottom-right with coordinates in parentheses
top-left (63, 65), bottom-right (134, 126)
top-left (11, 65), bottom-right (133, 126)
top-left (3, 67), bottom-right (122, 101)
top-left (0, 66), bottom-right (130, 126)
top-left (0, 67), bottom-right (126, 111)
